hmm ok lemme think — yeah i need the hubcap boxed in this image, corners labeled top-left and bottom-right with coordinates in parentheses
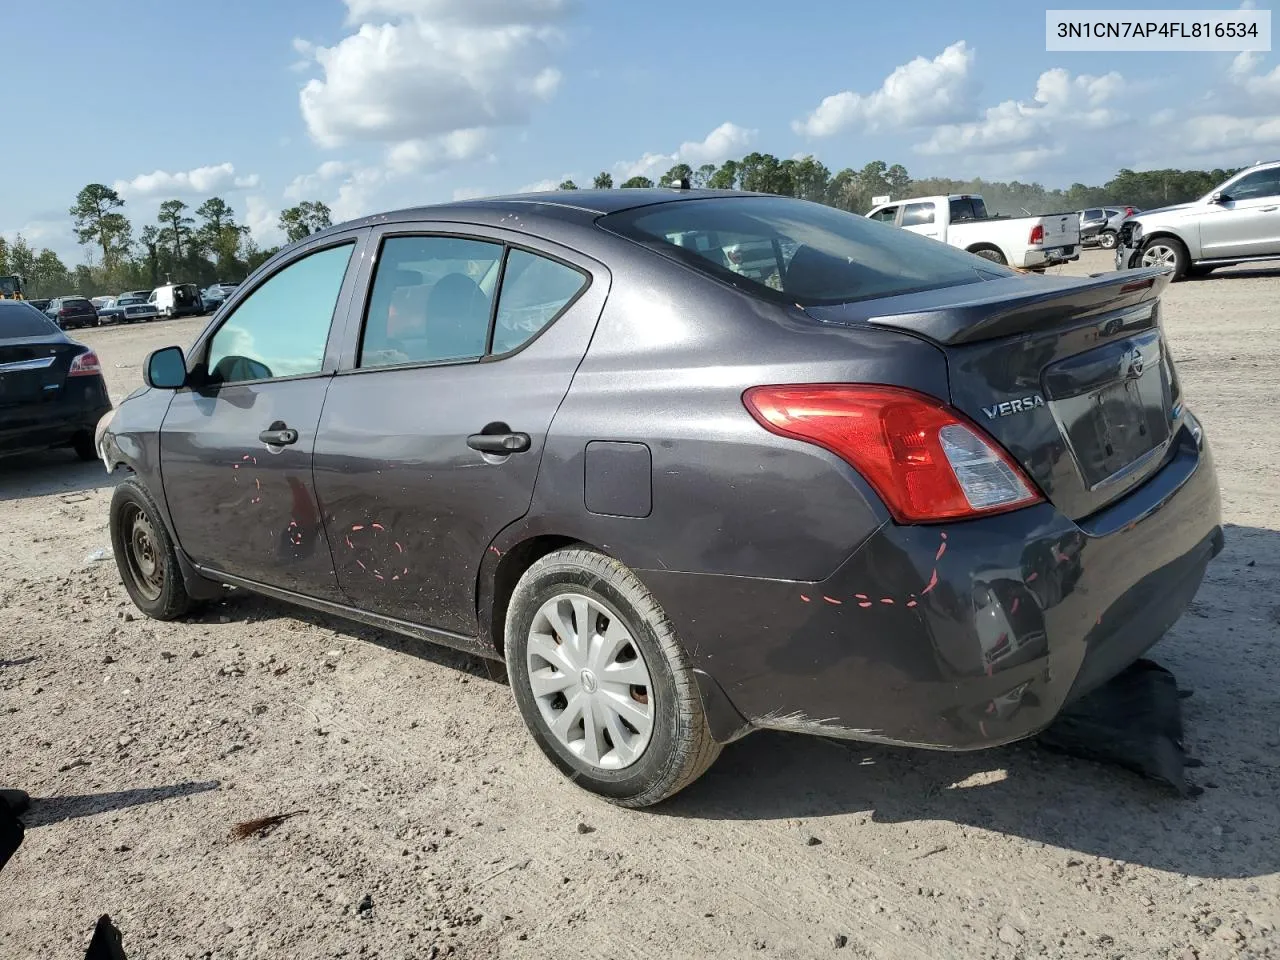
top-left (122, 504), bottom-right (164, 602)
top-left (526, 593), bottom-right (654, 770)
top-left (1141, 244), bottom-right (1177, 268)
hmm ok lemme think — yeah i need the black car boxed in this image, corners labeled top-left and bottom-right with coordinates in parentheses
top-left (99, 189), bottom-right (1222, 807)
top-left (45, 296), bottom-right (99, 330)
top-left (0, 301), bottom-right (112, 460)
top-left (201, 282), bottom-right (239, 313)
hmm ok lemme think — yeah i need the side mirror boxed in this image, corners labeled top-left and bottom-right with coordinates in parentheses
top-left (1210, 191), bottom-right (1227, 204)
top-left (144, 346), bottom-right (187, 390)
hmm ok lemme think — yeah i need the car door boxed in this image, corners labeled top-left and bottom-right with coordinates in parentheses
top-left (159, 232), bottom-right (367, 598)
top-left (1199, 168), bottom-right (1280, 259)
top-left (313, 225), bottom-right (608, 638)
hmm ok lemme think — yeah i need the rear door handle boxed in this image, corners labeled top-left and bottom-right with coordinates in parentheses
top-left (1262, 206), bottom-right (1278, 212)
top-left (467, 430), bottom-right (531, 454)
top-left (259, 422), bottom-right (299, 446)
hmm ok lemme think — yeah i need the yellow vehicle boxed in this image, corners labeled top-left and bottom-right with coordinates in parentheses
top-left (0, 275), bottom-right (25, 300)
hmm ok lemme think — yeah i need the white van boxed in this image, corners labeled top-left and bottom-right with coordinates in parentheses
top-left (148, 282), bottom-right (204, 319)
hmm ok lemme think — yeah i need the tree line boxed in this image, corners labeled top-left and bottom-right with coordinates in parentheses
top-left (2, 155), bottom-right (1237, 300)
top-left (0, 187), bottom-right (333, 301)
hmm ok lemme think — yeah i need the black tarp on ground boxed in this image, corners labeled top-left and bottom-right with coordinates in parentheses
top-left (1038, 658), bottom-right (1201, 796)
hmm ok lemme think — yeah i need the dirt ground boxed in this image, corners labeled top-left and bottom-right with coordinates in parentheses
top-left (2, 249), bottom-right (1278, 960)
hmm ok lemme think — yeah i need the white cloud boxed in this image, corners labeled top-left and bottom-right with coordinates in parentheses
top-left (917, 67), bottom-right (1126, 157)
top-left (452, 186), bottom-right (489, 201)
top-left (296, 0), bottom-right (571, 152)
top-left (615, 122), bottom-right (757, 181)
top-left (385, 128), bottom-right (491, 174)
top-left (516, 178), bottom-right (561, 193)
top-left (792, 42), bottom-right (976, 137)
top-left (243, 195), bottom-right (284, 248)
top-left (113, 163), bottom-right (260, 198)
top-left (284, 160), bottom-right (354, 201)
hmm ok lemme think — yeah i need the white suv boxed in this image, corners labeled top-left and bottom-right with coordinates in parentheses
top-left (1115, 160), bottom-right (1280, 279)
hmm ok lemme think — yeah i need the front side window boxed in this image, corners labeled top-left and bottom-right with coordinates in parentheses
top-left (206, 242), bottom-right (354, 385)
top-left (1224, 169), bottom-right (1280, 202)
top-left (359, 236), bottom-right (504, 369)
top-left (1083, 208), bottom-right (1104, 221)
top-left (601, 195), bottom-right (1004, 306)
top-left (868, 206), bottom-right (898, 223)
top-left (901, 202), bottom-right (935, 226)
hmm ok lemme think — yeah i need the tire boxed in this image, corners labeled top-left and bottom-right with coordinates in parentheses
top-left (1139, 236), bottom-right (1189, 280)
top-left (72, 432), bottom-right (97, 462)
top-left (109, 477), bottom-right (194, 621)
top-left (969, 245), bottom-right (1008, 265)
top-left (1098, 230), bottom-right (1118, 250)
top-left (504, 546), bottom-right (721, 807)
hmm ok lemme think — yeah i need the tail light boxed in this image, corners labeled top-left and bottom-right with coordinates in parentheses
top-left (1028, 225), bottom-right (1045, 245)
top-left (68, 350), bottom-right (102, 377)
top-left (742, 384), bottom-right (1043, 523)
top-left (58, 308), bottom-right (70, 317)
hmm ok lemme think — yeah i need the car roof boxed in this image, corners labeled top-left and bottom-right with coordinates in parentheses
top-left (309, 188), bottom-right (754, 239)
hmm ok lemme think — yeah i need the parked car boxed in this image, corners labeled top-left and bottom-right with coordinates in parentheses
top-left (1085, 206), bottom-right (1146, 249)
top-left (1078, 207), bottom-right (1129, 247)
top-left (44, 296), bottom-right (99, 330)
top-left (148, 282), bottom-right (204, 319)
top-left (99, 189), bottom-right (1222, 807)
top-left (200, 283), bottom-right (239, 313)
top-left (90, 296), bottom-right (114, 311)
top-left (98, 294), bottom-right (160, 325)
top-left (26, 299), bottom-right (51, 314)
top-left (1116, 161), bottom-right (1280, 278)
top-left (866, 194), bottom-right (1080, 269)
top-left (0, 300), bottom-right (111, 460)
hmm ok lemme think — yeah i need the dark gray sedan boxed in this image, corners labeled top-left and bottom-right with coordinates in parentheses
top-left (97, 189), bottom-right (1222, 806)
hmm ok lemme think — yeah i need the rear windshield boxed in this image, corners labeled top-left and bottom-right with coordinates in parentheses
top-left (0, 301), bottom-right (59, 338)
top-left (600, 196), bottom-right (1006, 306)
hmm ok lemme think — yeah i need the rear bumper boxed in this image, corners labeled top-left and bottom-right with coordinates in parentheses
top-left (640, 421), bottom-right (1222, 749)
top-left (1022, 244), bottom-right (1080, 268)
top-left (0, 379), bottom-right (113, 456)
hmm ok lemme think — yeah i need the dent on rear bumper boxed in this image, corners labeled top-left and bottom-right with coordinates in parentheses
top-left (640, 424), bottom-right (1222, 750)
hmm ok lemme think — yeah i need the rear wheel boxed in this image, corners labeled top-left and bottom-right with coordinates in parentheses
top-left (1140, 236), bottom-right (1189, 280)
top-left (110, 478), bottom-right (194, 620)
top-left (969, 245), bottom-right (1008, 265)
top-left (504, 547), bottom-right (721, 807)
top-left (72, 433), bottom-right (96, 462)
top-left (1097, 230), bottom-right (1118, 250)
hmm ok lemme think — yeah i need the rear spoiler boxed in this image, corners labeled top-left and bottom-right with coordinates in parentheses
top-left (804, 267), bottom-right (1170, 346)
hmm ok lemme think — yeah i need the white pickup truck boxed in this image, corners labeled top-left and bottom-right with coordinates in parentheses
top-left (864, 194), bottom-right (1080, 270)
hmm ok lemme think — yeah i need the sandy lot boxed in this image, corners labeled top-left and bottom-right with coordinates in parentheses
top-left (2, 249), bottom-right (1278, 960)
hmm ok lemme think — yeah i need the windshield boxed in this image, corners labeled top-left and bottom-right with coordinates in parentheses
top-left (600, 196), bottom-right (1005, 306)
top-left (119, 297), bottom-right (144, 305)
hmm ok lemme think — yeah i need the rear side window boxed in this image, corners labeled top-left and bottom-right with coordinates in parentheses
top-left (359, 236), bottom-right (504, 369)
top-left (491, 249), bottom-right (587, 355)
top-left (206, 242), bottom-right (354, 384)
top-left (0, 301), bottom-right (58, 338)
top-left (601, 196), bottom-right (1004, 306)
top-left (901, 202), bottom-right (935, 226)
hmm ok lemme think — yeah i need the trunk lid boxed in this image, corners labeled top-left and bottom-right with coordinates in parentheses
top-left (1038, 212), bottom-right (1077, 245)
top-left (0, 336), bottom-right (84, 413)
top-left (804, 267), bottom-right (1182, 520)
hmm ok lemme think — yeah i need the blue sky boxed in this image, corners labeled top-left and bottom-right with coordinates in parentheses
top-left (6, 0), bottom-right (1277, 262)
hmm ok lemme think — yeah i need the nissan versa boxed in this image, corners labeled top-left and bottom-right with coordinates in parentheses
top-left (97, 188), bottom-right (1222, 807)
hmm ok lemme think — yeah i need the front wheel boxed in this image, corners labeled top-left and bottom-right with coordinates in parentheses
top-left (1139, 237), bottom-right (1189, 280)
top-left (1097, 230), bottom-right (1118, 250)
top-left (109, 478), bottom-right (194, 620)
top-left (504, 547), bottom-right (721, 807)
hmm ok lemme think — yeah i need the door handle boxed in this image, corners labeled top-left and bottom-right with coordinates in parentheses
top-left (1262, 206), bottom-right (1278, 212)
top-left (259, 422), bottom-right (299, 446)
top-left (467, 430), bottom-right (531, 454)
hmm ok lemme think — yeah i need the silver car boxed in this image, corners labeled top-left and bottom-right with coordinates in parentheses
top-left (1115, 160), bottom-right (1280, 279)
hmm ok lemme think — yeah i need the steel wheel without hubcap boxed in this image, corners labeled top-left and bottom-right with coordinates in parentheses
top-left (1141, 243), bottom-right (1179, 268)
top-left (121, 503), bottom-right (164, 602)
top-left (526, 592), bottom-right (654, 770)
